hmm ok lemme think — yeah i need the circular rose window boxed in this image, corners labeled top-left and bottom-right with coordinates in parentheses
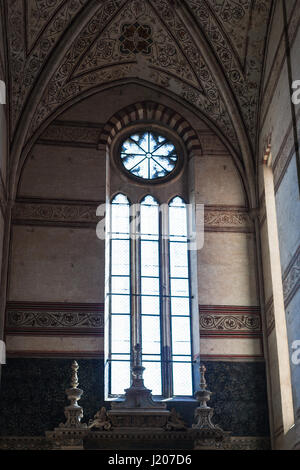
top-left (120, 131), bottom-right (178, 181)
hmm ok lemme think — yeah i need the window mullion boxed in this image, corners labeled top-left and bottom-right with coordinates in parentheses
top-left (130, 202), bottom-right (141, 370)
top-left (160, 203), bottom-right (173, 398)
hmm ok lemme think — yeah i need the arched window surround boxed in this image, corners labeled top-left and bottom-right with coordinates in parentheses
top-left (104, 107), bottom-right (201, 401)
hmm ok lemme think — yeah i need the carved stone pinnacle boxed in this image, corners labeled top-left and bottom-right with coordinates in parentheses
top-left (59, 360), bottom-right (87, 429)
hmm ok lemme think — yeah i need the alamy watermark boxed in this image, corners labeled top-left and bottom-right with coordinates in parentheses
top-left (291, 341), bottom-right (300, 365)
top-left (96, 203), bottom-right (205, 251)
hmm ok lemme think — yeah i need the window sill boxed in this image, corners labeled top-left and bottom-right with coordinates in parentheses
top-left (161, 397), bottom-right (198, 404)
top-left (105, 396), bottom-right (198, 403)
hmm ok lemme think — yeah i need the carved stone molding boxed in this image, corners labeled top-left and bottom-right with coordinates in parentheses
top-left (5, 302), bottom-right (104, 334)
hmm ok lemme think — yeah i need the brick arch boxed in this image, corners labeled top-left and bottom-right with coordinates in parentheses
top-left (98, 101), bottom-right (202, 158)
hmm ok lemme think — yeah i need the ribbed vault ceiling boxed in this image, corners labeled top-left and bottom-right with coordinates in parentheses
top-left (3, 0), bottom-right (272, 197)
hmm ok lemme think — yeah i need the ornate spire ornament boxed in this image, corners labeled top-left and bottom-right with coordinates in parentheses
top-left (46, 361), bottom-right (88, 450)
top-left (59, 361), bottom-right (87, 430)
top-left (193, 364), bottom-right (221, 430)
top-left (192, 363), bottom-right (230, 450)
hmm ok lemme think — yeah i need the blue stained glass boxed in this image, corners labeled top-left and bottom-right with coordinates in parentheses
top-left (120, 131), bottom-right (178, 180)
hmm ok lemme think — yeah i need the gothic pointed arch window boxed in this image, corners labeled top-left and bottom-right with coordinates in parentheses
top-left (104, 117), bottom-right (200, 400)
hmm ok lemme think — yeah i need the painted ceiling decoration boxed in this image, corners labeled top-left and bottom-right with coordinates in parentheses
top-left (4, 0), bottom-right (272, 173)
top-left (28, 0), bottom-right (235, 147)
top-left (186, 0), bottom-right (270, 142)
top-left (6, 0), bottom-right (88, 133)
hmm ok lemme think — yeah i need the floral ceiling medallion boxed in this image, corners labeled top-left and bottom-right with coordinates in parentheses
top-left (119, 22), bottom-right (153, 55)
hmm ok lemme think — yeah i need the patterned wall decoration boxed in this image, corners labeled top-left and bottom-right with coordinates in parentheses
top-left (37, 120), bottom-right (103, 148)
top-left (13, 200), bottom-right (101, 228)
top-left (27, 0), bottom-right (238, 149)
top-left (203, 207), bottom-right (253, 233)
top-left (12, 200), bottom-right (252, 233)
top-left (5, 302), bottom-right (104, 335)
top-left (0, 358), bottom-right (270, 438)
top-left (6, 0), bottom-right (88, 133)
top-left (119, 22), bottom-right (153, 55)
top-left (187, 0), bottom-right (270, 144)
top-left (3, 0), bottom-right (272, 164)
top-left (282, 245), bottom-right (300, 309)
top-left (199, 305), bottom-right (261, 336)
top-left (264, 245), bottom-right (299, 337)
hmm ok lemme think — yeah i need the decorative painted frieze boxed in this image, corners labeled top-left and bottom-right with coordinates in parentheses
top-left (13, 200), bottom-right (252, 232)
top-left (199, 305), bottom-right (261, 335)
top-left (13, 201), bottom-right (101, 226)
top-left (5, 302), bottom-right (104, 333)
top-left (204, 207), bottom-right (253, 233)
top-left (38, 121), bottom-right (103, 147)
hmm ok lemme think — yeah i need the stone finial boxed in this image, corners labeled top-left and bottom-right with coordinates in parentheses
top-left (194, 363), bottom-right (212, 409)
top-left (200, 365), bottom-right (207, 390)
top-left (59, 361), bottom-right (87, 429)
top-left (193, 363), bottom-right (218, 429)
top-left (70, 360), bottom-right (79, 389)
top-left (131, 343), bottom-right (145, 387)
